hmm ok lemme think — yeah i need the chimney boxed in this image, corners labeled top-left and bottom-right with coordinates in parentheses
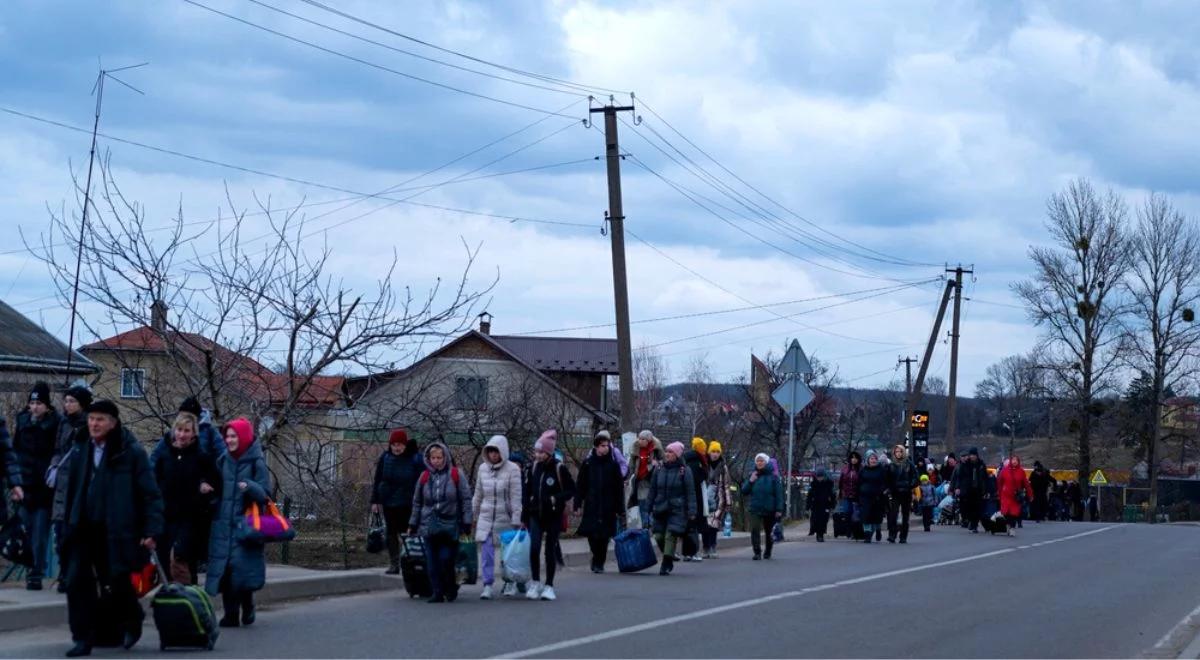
top-left (151, 300), bottom-right (168, 333)
top-left (478, 311), bottom-right (492, 336)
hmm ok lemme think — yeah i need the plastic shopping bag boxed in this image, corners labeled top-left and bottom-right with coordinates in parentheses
top-left (500, 529), bottom-right (532, 584)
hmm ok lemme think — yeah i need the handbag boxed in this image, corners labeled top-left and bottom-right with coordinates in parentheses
top-left (45, 447), bottom-right (74, 489)
top-left (455, 535), bottom-right (478, 585)
top-left (0, 513), bottom-right (32, 567)
top-left (238, 500), bottom-right (296, 544)
top-left (130, 559), bottom-right (160, 599)
top-left (366, 512), bottom-right (385, 554)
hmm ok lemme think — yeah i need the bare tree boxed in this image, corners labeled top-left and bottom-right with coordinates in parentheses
top-left (682, 353), bottom-right (714, 436)
top-left (1122, 193), bottom-right (1200, 519)
top-left (1013, 178), bottom-right (1130, 483)
top-left (925, 376), bottom-right (948, 398)
top-left (632, 342), bottom-right (669, 429)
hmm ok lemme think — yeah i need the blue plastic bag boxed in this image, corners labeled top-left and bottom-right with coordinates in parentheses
top-left (500, 529), bottom-right (531, 584)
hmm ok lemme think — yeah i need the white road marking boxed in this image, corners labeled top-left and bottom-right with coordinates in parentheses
top-left (494, 525), bottom-right (1120, 659)
top-left (1145, 601), bottom-right (1200, 659)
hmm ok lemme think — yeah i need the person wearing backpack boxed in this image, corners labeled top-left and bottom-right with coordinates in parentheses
top-left (408, 441), bottom-right (472, 603)
top-left (472, 434), bottom-right (522, 600)
top-left (743, 453), bottom-right (784, 560)
top-left (521, 431), bottom-right (574, 601)
top-left (646, 442), bottom-right (696, 576)
top-left (370, 429), bottom-right (423, 576)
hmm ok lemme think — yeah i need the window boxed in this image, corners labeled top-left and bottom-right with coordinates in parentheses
top-left (120, 368), bottom-right (145, 399)
top-left (454, 376), bottom-right (488, 410)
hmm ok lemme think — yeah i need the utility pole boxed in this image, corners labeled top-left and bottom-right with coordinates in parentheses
top-left (592, 100), bottom-right (637, 431)
top-left (64, 63), bottom-right (146, 384)
top-left (945, 265), bottom-right (973, 451)
top-left (904, 280), bottom-right (954, 440)
top-left (899, 355), bottom-right (917, 453)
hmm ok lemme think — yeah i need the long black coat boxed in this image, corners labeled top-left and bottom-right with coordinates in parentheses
top-left (523, 458), bottom-right (576, 526)
top-left (59, 426), bottom-right (164, 585)
top-left (952, 460), bottom-right (989, 497)
top-left (857, 464), bottom-right (889, 525)
top-left (0, 419), bottom-right (20, 491)
top-left (682, 450), bottom-right (709, 521)
top-left (13, 409), bottom-right (59, 508)
top-left (647, 458), bottom-right (695, 535)
top-left (151, 436), bottom-right (221, 529)
top-left (51, 412), bottom-right (86, 522)
top-left (370, 443), bottom-right (424, 509)
top-left (806, 477), bottom-right (836, 513)
top-left (574, 450), bottom-right (625, 538)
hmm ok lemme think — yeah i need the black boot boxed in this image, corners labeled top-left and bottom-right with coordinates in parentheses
top-left (240, 592), bottom-right (256, 625)
top-left (385, 552), bottom-right (400, 575)
top-left (65, 642), bottom-right (92, 658)
top-left (219, 591), bottom-right (240, 628)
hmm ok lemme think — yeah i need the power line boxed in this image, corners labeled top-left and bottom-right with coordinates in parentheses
top-left (293, 0), bottom-right (627, 97)
top-left (180, 0), bottom-right (585, 119)
top-left (245, 0), bottom-right (590, 98)
top-left (634, 96), bottom-right (943, 268)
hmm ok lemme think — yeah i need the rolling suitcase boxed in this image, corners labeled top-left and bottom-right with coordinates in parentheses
top-left (832, 512), bottom-right (852, 539)
top-left (400, 535), bottom-right (432, 598)
top-left (613, 528), bottom-right (657, 573)
top-left (149, 554), bottom-right (219, 651)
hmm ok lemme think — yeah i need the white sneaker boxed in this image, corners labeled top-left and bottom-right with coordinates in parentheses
top-left (692, 555), bottom-right (704, 563)
top-left (540, 585), bottom-right (556, 601)
top-left (526, 581), bottom-right (542, 600)
top-left (1007, 529), bottom-right (1014, 537)
top-left (480, 584), bottom-right (493, 600)
top-left (501, 582), bottom-right (517, 598)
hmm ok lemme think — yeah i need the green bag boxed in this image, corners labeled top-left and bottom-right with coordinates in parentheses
top-left (456, 536), bottom-right (478, 585)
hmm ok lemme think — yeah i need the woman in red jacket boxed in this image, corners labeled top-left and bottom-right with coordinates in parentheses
top-left (997, 455), bottom-right (1033, 537)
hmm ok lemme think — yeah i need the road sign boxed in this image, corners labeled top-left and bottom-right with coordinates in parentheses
top-left (1090, 469), bottom-right (1108, 486)
top-left (772, 377), bottom-right (814, 415)
top-left (779, 339), bottom-right (813, 377)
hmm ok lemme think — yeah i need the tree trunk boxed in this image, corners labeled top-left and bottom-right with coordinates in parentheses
top-left (1148, 371), bottom-right (1164, 524)
top-left (1078, 399), bottom-right (1092, 486)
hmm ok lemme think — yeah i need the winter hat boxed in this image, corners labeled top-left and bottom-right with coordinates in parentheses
top-left (691, 437), bottom-right (707, 453)
top-left (865, 449), bottom-right (878, 462)
top-left (87, 399), bottom-right (120, 420)
top-left (708, 440), bottom-right (723, 455)
top-left (815, 466), bottom-right (827, 477)
top-left (665, 442), bottom-right (686, 458)
top-left (65, 385), bottom-right (93, 409)
top-left (388, 428), bottom-right (409, 446)
top-left (920, 474), bottom-right (930, 484)
top-left (535, 429), bottom-right (558, 454)
top-left (225, 418), bottom-right (255, 458)
top-left (754, 452), bottom-right (770, 464)
top-left (29, 381), bottom-right (50, 405)
top-left (967, 447), bottom-right (979, 457)
top-left (179, 396), bottom-right (202, 418)
top-left (594, 429), bottom-right (612, 446)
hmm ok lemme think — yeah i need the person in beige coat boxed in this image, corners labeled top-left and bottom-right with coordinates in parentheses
top-left (472, 435), bottom-right (523, 600)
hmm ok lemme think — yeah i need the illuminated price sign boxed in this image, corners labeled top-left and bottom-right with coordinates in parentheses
top-left (911, 410), bottom-right (930, 461)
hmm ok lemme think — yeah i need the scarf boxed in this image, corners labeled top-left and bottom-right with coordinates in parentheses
top-left (637, 444), bottom-right (652, 480)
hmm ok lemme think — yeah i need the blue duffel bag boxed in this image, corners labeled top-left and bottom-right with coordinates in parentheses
top-left (613, 528), bottom-right (657, 573)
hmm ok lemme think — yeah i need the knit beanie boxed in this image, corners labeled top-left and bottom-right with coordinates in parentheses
top-left (179, 396), bottom-right (203, 418)
top-left (29, 381), bottom-right (50, 405)
top-left (920, 474), bottom-right (930, 483)
top-left (388, 428), bottom-right (409, 446)
top-left (968, 447), bottom-right (979, 457)
top-left (665, 442), bottom-right (686, 458)
top-left (708, 440), bottom-right (723, 455)
top-left (535, 429), bottom-right (558, 454)
top-left (754, 452), bottom-right (770, 464)
top-left (691, 437), bottom-right (707, 453)
top-left (65, 385), bottom-right (93, 409)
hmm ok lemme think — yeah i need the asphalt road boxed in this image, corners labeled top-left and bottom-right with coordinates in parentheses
top-left (2, 522), bottom-right (1198, 659)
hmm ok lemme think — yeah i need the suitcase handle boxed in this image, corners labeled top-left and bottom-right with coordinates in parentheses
top-left (148, 550), bottom-right (170, 587)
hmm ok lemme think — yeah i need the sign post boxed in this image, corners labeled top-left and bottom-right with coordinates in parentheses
top-left (910, 411), bottom-right (930, 462)
top-left (773, 340), bottom-right (815, 519)
top-left (1090, 469), bottom-right (1108, 520)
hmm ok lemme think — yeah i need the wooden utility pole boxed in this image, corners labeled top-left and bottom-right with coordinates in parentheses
top-left (899, 355), bottom-right (917, 452)
top-left (945, 265), bottom-right (973, 450)
top-left (592, 102), bottom-right (637, 431)
top-left (904, 280), bottom-right (954, 440)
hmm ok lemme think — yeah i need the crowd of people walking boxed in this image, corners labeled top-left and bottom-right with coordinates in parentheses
top-left (0, 380), bottom-right (1093, 656)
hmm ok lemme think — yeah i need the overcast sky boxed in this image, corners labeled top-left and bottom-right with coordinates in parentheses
top-left (3, 1), bottom-right (1200, 393)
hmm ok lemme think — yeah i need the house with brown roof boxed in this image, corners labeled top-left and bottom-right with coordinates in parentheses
top-left (0, 300), bottom-right (100, 416)
top-left (347, 314), bottom-right (618, 459)
top-left (78, 302), bottom-right (345, 442)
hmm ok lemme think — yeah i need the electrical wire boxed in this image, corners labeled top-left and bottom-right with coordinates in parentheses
top-left (180, 0), bottom-right (585, 119)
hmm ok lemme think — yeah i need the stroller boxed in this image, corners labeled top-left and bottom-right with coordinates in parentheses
top-left (935, 495), bottom-right (959, 526)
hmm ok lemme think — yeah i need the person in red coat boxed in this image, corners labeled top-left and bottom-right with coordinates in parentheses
top-left (997, 455), bottom-right (1033, 536)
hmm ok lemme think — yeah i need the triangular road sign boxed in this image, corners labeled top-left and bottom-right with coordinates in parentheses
top-left (1089, 469), bottom-right (1108, 486)
top-left (780, 339), bottom-right (812, 377)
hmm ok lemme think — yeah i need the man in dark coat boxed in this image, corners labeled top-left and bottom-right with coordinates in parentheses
top-left (12, 381), bottom-right (60, 590)
top-left (59, 400), bottom-right (163, 657)
top-left (886, 444), bottom-right (919, 543)
top-left (951, 447), bottom-right (988, 533)
top-left (805, 466), bottom-right (836, 542)
top-left (574, 432), bottom-right (626, 573)
top-left (369, 429), bottom-right (423, 575)
top-left (1029, 461), bottom-right (1051, 522)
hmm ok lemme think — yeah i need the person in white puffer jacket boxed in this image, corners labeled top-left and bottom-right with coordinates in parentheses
top-left (472, 434), bottom-right (523, 600)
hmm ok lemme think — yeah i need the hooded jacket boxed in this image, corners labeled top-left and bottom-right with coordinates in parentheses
top-left (743, 464), bottom-right (785, 517)
top-left (371, 441), bottom-right (424, 510)
top-left (628, 436), bottom-right (664, 488)
top-left (705, 455), bottom-right (733, 528)
top-left (806, 475), bottom-right (836, 513)
top-left (409, 442), bottom-right (472, 537)
top-left (857, 460), bottom-right (889, 524)
top-left (472, 436), bottom-right (522, 543)
top-left (647, 454), bottom-right (695, 535)
top-left (574, 446), bottom-right (625, 538)
top-left (839, 455), bottom-right (861, 501)
top-left (522, 454), bottom-right (576, 526)
top-left (205, 431), bottom-right (270, 596)
top-left (997, 459), bottom-right (1033, 518)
